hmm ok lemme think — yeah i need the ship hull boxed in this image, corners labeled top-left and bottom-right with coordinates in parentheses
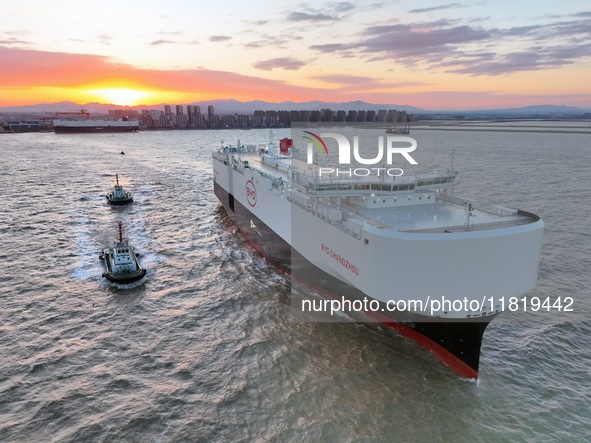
top-left (99, 249), bottom-right (145, 284)
top-left (214, 181), bottom-right (491, 378)
top-left (102, 268), bottom-right (146, 284)
top-left (106, 196), bottom-right (133, 205)
top-left (54, 125), bottom-right (139, 133)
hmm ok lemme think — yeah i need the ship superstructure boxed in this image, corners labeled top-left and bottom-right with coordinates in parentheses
top-left (212, 137), bottom-right (543, 378)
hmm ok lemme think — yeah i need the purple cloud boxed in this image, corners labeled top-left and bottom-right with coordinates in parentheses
top-left (359, 23), bottom-right (491, 60)
top-left (0, 37), bottom-right (31, 45)
top-left (209, 35), bottom-right (232, 43)
top-left (310, 74), bottom-right (426, 90)
top-left (307, 14), bottom-right (591, 76)
top-left (311, 74), bottom-right (382, 85)
top-left (286, 3), bottom-right (356, 22)
top-left (309, 43), bottom-right (354, 52)
top-left (287, 12), bottom-right (337, 21)
top-left (409, 3), bottom-right (464, 13)
top-left (149, 39), bottom-right (177, 46)
top-left (253, 57), bottom-right (306, 71)
top-left (331, 2), bottom-right (356, 13)
top-left (449, 44), bottom-right (591, 75)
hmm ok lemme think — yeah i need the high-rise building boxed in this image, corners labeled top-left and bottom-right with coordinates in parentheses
top-left (207, 106), bottom-right (215, 127)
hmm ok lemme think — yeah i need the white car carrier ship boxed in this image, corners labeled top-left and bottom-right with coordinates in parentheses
top-left (212, 132), bottom-right (543, 378)
top-left (53, 109), bottom-right (139, 133)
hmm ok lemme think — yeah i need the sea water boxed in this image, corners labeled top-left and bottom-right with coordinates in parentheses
top-left (0, 124), bottom-right (589, 442)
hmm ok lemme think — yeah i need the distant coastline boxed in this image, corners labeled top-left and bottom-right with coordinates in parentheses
top-left (1, 100), bottom-right (590, 134)
top-left (3, 120), bottom-right (591, 135)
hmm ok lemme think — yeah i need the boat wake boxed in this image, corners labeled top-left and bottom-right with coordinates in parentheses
top-left (70, 204), bottom-right (102, 281)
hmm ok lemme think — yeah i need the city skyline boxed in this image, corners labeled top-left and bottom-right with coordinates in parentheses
top-left (1, 1), bottom-right (590, 110)
top-left (113, 104), bottom-right (412, 129)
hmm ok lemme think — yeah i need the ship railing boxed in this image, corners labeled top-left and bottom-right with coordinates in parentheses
top-left (250, 168), bottom-right (282, 183)
top-left (435, 192), bottom-right (476, 207)
top-left (402, 217), bottom-right (534, 233)
top-left (480, 205), bottom-right (520, 217)
top-left (338, 201), bottom-right (391, 229)
top-left (293, 169), bottom-right (456, 186)
top-left (299, 173), bottom-right (417, 186)
top-left (260, 155), bottom-right (291, 174)
top-left (436, 192), bottom-right (521, 218)
top-left (287, 192), bottom-right (388, 240)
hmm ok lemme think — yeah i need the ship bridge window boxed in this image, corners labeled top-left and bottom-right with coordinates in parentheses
top-left (314, 184), bottom-right (351, 192)
top-left (381, 185), bottom-right (391, 191)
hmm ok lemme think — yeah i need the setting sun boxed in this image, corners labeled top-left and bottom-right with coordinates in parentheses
top-left (87, 87), bottom-right (155, 106)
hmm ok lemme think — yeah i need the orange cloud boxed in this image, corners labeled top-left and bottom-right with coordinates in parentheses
top-left (0, 46), bottom-right (130, 87)
top-left (1, 46), bottom-right (589, 109)
top-left (0, 45), bottom-right (332, 105)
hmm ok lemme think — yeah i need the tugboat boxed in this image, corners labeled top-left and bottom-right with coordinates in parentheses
top-left (99, 221), bottom-right (146, 283)
top-left (106, 174), bottom-right (133, 205)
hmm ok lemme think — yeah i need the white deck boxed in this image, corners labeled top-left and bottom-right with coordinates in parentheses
top-left (354, 200), bottom-right (528, 232)
top-left (229, 150), bottom-right (533, 233)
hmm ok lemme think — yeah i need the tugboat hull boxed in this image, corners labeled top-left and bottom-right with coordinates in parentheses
top-left (102, 268), bottom-right (146, 284)
top-left (106, 195), bottom-right (133, 205)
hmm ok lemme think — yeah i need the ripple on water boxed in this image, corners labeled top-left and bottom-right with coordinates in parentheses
top-left (0, 128), bottom-right (589, 442)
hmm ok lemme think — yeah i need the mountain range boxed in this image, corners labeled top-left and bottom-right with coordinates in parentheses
top-left (0, 100), bottom-right (587, 116)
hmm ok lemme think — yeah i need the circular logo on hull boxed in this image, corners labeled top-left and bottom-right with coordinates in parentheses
top-left (246, 180), bottom-right (257, 207)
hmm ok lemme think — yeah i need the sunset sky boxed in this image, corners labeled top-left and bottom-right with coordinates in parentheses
top-left (1, 0), bottom-right (590, 110)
